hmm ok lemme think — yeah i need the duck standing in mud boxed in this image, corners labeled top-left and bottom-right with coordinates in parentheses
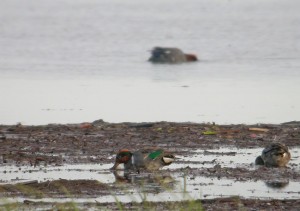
top-left (148, 47), bottom-right (198, 63)
top-left (110, 148), bottom-right (175, 173)
top-left (255, 143), bottom-right (291, 167)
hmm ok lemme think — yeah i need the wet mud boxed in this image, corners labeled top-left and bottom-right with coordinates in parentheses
top-left (1, 120), bottom-right (300, 210)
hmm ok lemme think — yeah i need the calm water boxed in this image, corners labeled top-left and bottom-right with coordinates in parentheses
top-left (1, 0), bottom-right (300, 125)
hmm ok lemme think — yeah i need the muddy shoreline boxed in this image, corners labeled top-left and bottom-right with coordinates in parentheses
top-left (1, 120), bottom-right (300, 210)
top-left (3, 198), bottom-right (300, 211)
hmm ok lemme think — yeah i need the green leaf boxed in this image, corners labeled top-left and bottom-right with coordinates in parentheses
top-left (202, 131), bottom-right (217, 135)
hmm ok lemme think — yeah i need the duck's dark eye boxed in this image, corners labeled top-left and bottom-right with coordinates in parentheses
top-left (275, 153), bottom-right (283, 157)
top-left (117, 155), bottom-right (122, 159)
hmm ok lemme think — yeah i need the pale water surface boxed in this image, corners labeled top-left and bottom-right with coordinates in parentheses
top-left (0, 0), bottom-right (300, 125)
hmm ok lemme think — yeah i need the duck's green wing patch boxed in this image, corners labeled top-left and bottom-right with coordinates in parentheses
top-left (148, 150), bottom-right (163, 160)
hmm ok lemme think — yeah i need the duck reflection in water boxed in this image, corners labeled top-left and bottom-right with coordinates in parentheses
top-left (265, 180), bottom-right (289, 189)
top-left (112, 170), bottom-right (175, 194)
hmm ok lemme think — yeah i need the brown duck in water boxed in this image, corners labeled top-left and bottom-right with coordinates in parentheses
top-left (148, 47), bottom-right (198, 63)
top-left (110, 148), bottom-right (175, 172)
top-left (255, 143), bottom-right (291, 167)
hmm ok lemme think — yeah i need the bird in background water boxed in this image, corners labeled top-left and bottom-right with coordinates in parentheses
top-left (148, 47), bottom-right (198, 63)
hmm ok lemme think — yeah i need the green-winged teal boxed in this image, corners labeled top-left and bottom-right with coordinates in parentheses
top-left (255, 143), bottom-right (291, 167)
top-left (110, 148), bottom-right (175, 172)
top-left (148, 47), bottom-right (198, 63)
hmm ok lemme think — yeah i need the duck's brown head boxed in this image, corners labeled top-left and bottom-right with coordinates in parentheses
top-left (110, 149), bottom-right (132, 170)
top-left (185, 54), bottom-right (198, 62)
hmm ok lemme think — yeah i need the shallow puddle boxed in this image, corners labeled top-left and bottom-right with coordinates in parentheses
top-left (0, 147), bottom-right (299, 203)
top-left (173, 147), bottom-right (300, 169)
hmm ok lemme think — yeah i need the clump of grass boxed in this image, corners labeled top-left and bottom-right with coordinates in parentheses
top-left (53, 202), bottom-right (79, 211)
top-left (0, 171), bottom-right (204, 210)
top-left (0, 183), bottom-right (39, 199)
top-left (112, 195), bottom-right (125, 210)
top-left (111, 171), bottom-right (204, 211)
top-left (1, 202), bottom-right (19, 211)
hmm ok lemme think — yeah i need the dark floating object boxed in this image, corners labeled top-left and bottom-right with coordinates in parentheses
top-left (265, 181), bottom-right (289, 189)
top-left (255, 143), bottom-right (291, 167)
top-left (148, 47), bottom-right (198, 63)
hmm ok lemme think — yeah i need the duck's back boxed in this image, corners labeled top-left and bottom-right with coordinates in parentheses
top-left (149, 47), bottom-right (187, 63)
top-left (124, 151), bottom-right (146, 170)
top-left (261, 143), bottom-right (291, 167)
top-left (262, 143), bottom-right (289, 155)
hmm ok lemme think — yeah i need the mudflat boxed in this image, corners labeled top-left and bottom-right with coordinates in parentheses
top-left (1, 120), bottom-right (300, 210)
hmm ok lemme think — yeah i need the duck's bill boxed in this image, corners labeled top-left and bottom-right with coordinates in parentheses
top-left (162, 156), bottom-right (175, 164)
